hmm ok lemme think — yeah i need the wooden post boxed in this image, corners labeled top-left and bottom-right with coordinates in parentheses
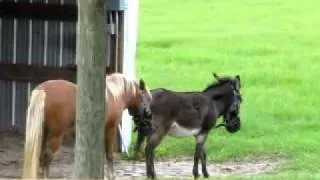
top-left (74, 0), bottom-right (107, 178)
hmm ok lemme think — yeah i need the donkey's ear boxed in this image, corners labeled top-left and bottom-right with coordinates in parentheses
top-left (212, 72), bottom-right (220, 81)
top-left (235, 75), bottom-right (240, 81)
top-left (139, 79), bottom-right (146, 90)
top-left (235, 75), bottom-right (241, 89)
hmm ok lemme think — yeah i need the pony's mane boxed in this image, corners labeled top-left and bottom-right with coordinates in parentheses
top-left (202, 77), bottom-right (234, 92)
top-left (106, 73), bottom-right (138, 101)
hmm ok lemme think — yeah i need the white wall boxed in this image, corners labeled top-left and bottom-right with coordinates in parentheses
top-left (119, 0), bottom-right (140, 154)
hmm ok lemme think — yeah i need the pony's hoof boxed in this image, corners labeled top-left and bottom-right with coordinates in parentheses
top-left (105, 173), bottom-right (115, 180)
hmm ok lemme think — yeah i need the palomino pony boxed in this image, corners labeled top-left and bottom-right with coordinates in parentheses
top-left (133, 73), bottom-right (242, 179)
top-left (22, 73), bottom-right (152, 179)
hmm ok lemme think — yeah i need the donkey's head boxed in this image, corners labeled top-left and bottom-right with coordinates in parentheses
top-left (212, 73), bottom-right (242, 133)
top-left (128, 79), bottom-right (153, 123)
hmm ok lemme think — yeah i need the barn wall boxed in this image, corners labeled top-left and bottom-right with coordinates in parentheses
top-left (0, 0), bottom-right (77, 130)
top-left (0, 0), bottom-right (136, 154)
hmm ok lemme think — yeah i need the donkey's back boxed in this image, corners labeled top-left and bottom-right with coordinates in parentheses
top-left (150, 88), bottom-right (216, 136)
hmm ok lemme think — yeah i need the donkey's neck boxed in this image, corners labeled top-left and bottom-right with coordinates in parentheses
top-left (202, 84), bottom-right (228, 100)
top-left (212, 98), bottom-right (230, 117)
top-left (202, 85), bottom-right (232, 116)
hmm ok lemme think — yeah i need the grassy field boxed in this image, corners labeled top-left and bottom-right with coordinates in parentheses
top-left (134, 0), bottom-right (320, 179)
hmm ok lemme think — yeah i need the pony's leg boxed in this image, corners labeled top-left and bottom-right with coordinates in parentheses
top-left (133, 131), bottom-right (146, 160)
top-left (193, 133), bottom-right (208, 179)
top-left (145, 131), bottom-right (166, 179)
top-left (40, 134), bottom-right (63, 179)
top-left (105, 124), bottom-right (117, 180)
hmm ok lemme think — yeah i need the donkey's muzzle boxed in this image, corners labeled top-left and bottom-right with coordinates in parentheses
top-left (225, 115), bottom-right (241, 133)
top-left (132, 107), bottom-right (153, 136)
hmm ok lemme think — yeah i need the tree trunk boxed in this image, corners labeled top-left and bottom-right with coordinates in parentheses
top-left (74, 0), bottom-right (107, 179)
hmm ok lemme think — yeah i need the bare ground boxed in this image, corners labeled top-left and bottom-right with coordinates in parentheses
top-left (0, 131), bottom-right (283, 179)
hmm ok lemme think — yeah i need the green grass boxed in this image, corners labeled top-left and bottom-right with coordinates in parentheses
top-left (134, 0), bottom-right (320, 178)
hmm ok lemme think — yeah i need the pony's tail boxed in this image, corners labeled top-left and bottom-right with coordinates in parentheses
top-left (22, 89), bottom-right (46, 179)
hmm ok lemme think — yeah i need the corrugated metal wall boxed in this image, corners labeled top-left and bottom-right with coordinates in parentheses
top-left (0, 0), bottom-right (76, 130)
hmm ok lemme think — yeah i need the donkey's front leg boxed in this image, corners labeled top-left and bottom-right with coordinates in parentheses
top-left (133, 131), bottom-right (146, 160)
top-left (145, 132), bottom-right (166, 179)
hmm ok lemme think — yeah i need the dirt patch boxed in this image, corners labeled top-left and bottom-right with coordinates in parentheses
top-left (0, 131), bottom-right (283, 179)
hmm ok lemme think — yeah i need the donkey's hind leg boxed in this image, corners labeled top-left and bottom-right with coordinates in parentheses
top-left (201, 150), bottom-right (209, 178)
top-left (193, 133), bottom-right (209, 179)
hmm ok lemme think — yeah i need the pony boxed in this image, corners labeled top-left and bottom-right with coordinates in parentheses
top-left (133, 73), bottom-right (242, 179)
top-left (22, 73), bottom-right (152, 180)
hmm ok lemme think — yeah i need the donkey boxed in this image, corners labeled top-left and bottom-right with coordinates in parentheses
top-left (136, 73), bottom-right (242, 179)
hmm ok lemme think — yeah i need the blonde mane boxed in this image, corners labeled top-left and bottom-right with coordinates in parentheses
top-left (106, 73), bottom-right (138, 102)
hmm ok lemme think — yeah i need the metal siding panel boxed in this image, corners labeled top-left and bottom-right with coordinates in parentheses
top-left (0, 19), bottom-right (14, 126)
top-left (64, 0), bottom-right (76, 5)
top-left (16, 19), bottom-right (29, 64)
top-left (0, 17), bottom-right (4, 126)
top-left (62, 21), bottom-right (76, 66)
top-left (0, 17), bottom-right (1, 126)
top-left (0, 82), bottom-right (3, 126)
top-left (30, 83), bottom-right (39, 94)
top-left (46, 1), bottom-right (61, 67)
top-left (59, 21), bottom-right (64, 66)
top-left (32, 0), bottom-right (45, 3)
top-left (47, 20), bottom-right (60, 67)
top-left (16, 83), bottom-right (28, 129)
top-left (30, 20), bottom-right (43, 108)
top-left (29, 18), bottom-right (45, 127)
top-left (0, 81), bottom-right (13, 127)
top-left (106, 0), bottom-right (127, 11)
top-left (1, 19), bottom-right (14, 63)
top-left (47, 0), bottom-right (59, 4)
top-left (15, 18), bottom-right (30, 128)
top-left (31, 20), bottom-right (45, 66)
top-left (12, 17), bottom-right (17, 126)
top-left (0, 1), bottom-right (78, 128)
top-left (0, 18), bottom-right (2, 60)
top-left (27, 18), bottom-right (32, 101)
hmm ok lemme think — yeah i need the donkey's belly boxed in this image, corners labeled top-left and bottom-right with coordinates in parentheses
top-left (168, 122), bottom-right (201, 137)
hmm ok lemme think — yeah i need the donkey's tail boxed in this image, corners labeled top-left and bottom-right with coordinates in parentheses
top-left (22, 89), bottom-right (46, 179)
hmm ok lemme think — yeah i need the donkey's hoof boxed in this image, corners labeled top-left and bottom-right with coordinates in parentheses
top-left (203, 171), bottom-right (210, 178)
top-left (193, 170), bottom-right (200, 179)
top-left (147, 173), bottom-right (156, 180)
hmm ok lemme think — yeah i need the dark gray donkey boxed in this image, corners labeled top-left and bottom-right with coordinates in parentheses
top-left (133, 73), bottom-right (243, 179)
